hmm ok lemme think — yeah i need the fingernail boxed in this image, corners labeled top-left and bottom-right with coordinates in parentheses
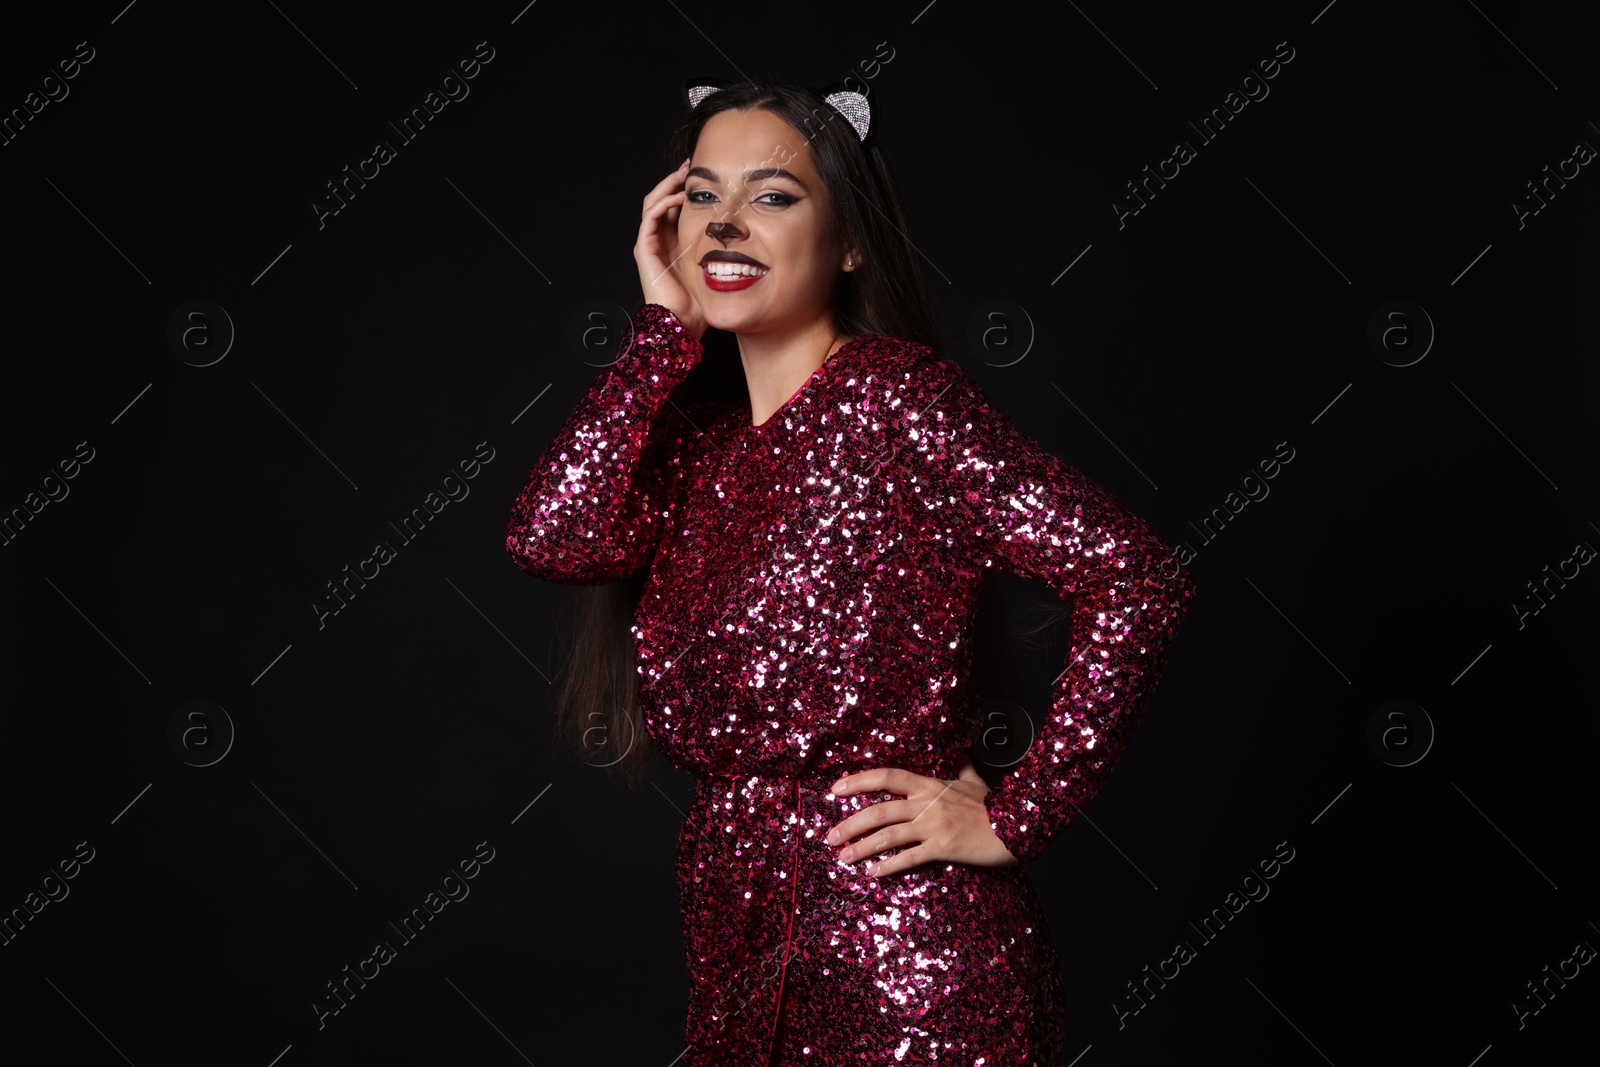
top-left (824, 828), bottom-right (839, 844)
top-left (831, 779), bottom-right (846, 793)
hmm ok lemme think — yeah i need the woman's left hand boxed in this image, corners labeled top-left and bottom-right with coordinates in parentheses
top-left (824, 753), bottom-right (1019, 876)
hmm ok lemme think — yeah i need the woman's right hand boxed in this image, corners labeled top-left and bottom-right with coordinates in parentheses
top-left (634, 157), bottom-right (708, 341)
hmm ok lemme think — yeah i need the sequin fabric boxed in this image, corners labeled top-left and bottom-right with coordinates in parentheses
top-left (506, 304), bottom-right (1196, 1065)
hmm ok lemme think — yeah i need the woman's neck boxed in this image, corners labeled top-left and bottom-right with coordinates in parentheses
top-left (735, 319), bottom-right (849, 427)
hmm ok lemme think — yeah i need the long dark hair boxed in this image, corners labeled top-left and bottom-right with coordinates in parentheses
top-left (547, 80), bottom-right (1068, 787)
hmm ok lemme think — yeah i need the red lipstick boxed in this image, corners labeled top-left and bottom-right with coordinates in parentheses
top-left (704, 268), bottom-right (767, 292)
top-left (700, 250), bottom-right (769, 292)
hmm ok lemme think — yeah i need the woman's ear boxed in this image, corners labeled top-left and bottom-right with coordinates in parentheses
top-left (842, 247), bottom-right (862, 271)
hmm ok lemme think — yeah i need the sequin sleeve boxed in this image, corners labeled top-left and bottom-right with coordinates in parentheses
top-left (504, 303), bottom-right (704, 584)
top-left (902, 353), bottom-right (1196, 865)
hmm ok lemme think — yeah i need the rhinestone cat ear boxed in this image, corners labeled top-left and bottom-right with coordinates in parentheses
top-left (686, 84), bottom-right (722, 108)
top-left (821, 90), bottom-right (870, 142)
top-left (683, 77), bottom-right (731, 110)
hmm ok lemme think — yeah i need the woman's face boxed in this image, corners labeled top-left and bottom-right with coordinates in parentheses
top-left (676, 107), bottom-right (853, 337)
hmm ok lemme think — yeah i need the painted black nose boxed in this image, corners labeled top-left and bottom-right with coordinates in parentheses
top-left (706, 221), bottom-right (741, 241)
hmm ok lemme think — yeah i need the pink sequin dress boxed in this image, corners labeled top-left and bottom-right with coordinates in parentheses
top-left (506, 304), bottom-right (1196, 1065)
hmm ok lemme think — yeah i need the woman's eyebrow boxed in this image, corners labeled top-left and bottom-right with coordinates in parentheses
top-left (687, 165), bottom-right (810, 193)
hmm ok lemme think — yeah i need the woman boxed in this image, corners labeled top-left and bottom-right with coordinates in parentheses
top-left (506, 80), bottom-right (1196, 1066)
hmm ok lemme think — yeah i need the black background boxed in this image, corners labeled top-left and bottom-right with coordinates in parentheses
top-left (2, 2), bottom-right (1596, 1064)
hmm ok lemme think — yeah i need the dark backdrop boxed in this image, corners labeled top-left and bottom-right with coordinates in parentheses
top-left (2, 2), bottom-right (1595, 1064)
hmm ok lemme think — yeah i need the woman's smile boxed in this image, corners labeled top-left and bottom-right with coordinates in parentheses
top-left (700, 249), bottom-right (770, 291)
top-left (703, 265), bottom-right (767, 291)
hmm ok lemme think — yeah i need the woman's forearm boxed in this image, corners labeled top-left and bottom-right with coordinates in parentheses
top-left (505, 303), bottom-right (703, 583)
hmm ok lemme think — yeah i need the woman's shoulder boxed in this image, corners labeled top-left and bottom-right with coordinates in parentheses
top-left (846, 334), bottom-right (988, 415)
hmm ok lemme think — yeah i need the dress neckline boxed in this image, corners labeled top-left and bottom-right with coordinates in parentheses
top-left (745, 335), bottom-right (866, 433)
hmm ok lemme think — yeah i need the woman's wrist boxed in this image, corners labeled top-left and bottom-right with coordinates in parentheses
top-left (981, 780), bottom-right (1035, 865)
top-left (637, 298), bottom-right (706, 342)
top-left (613, 304), bottom-right (705, 379)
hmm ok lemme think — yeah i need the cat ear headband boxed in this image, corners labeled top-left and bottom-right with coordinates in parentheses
top-left (682, 78), bottom-right (873, 144)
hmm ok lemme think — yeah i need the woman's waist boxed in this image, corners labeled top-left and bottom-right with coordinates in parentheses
top-left (644, 698), bottom-right (981, 787)
top-left (676, 754), bottom-right (1029, 918)
top-left (692, 751), bottom-right (969, 793)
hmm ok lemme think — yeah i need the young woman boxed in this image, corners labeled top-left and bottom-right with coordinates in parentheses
top-left (506, 80), bottom-right (1196, 1066)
